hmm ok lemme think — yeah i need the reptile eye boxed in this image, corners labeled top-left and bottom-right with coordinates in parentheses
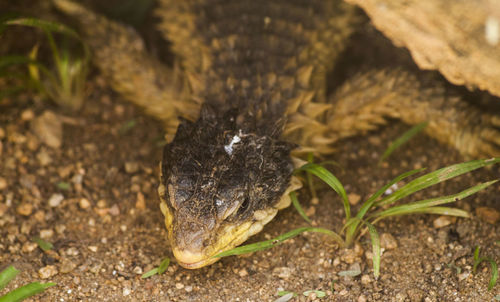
top-left (236, 197), bottom-right (250, 216)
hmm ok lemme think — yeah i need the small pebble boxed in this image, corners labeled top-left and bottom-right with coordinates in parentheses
top-left (272, 267), bottom-right (292, 279)
top-left (238, 268), bottom-right (248, 277)
top-left (185, 285), bottom-right (193, 292)
top-left (175, 283), bottom-right (184, 289)
top-left (0, 203), bottom-right (8, 217)
top-left (21, 109), bottom-right (35, 121)
top-left (31, 111), bottom-right (63, 149)
top-left (36, 149), bottom-right (52, 166)
top-left (433, 216), bottom-right (455, 228)
top-left (40, 229), bottom-right (54, 239)
top-left (60, 259), bottom-right (77, 273)
top-left (361, 274), bottom-right (371, 285)
top-left (380, 233), bottom-right (398, 250)
top-left (55, 224), bottom-right (66, 234)
top-left (305, 206), bottom-right (315, 217)
top-left (123, 288), bottom-right (131, 296)
top-left (17, 203), bottom-right (33, 216)
top-left (358, 295), bottom-right (368, 302)
top-left (348, 193), bottom-right (361, 205)
top-left (66, 247), bottom-right (79, 256)
top-left (33, 210), bottom-right (45, 222)
top-left (88, 246), bottom-right (98, 252)
top-left (97, 199), bottom-right (107, 208)
top-left (124, 162), bottom-right (139, 174)
top-left (0, 177), bottom-right (7, 190)
top-left (108, 204), bottom-right (120, 216)
top-left (79, 198), bottom-right (91, 209)
top-left (475, 207), bottom-right (500, 224)
top-left (458, 272), bottom-right (470, 281)
top-left (38, 265), bottom-right (58, 279)
top-left (48, 193), bottom-right (64, 207)
top-left (135, 192), bottom-right (146, 210)
top-left (133, 266), bottom-right (143, 274)
top-left (22, 242), bottom-right (38, 253)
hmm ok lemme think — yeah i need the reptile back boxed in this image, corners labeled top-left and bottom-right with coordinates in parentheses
top-left (156, 0), bottom-right (357, 136)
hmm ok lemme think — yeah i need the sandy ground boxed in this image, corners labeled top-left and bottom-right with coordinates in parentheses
top-left (0, 1), bottom-right (499, 301)
top-left (0, 83), bottom-right (499, 301)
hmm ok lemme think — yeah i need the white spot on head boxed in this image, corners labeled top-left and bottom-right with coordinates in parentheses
top-left (215, 199), bottom-right (223, 206)
top-left (485, 16), bottom-right (499, 46)
top-left (224, 135), bottom-right (242, 155)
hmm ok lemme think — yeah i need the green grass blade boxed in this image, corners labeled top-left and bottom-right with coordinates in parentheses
top-left (33, 237), bottom-right (53, 251)
top-left (295, 163), bottom-right (350, 219)
top-left (303, 290), bottom-right (326, 298)
top-left (473, 246), bottom-right (499, 291)
top-left (365, 222), bottom-right (381, 278)
top-left (358, 168), bottom-right (425, 218)
top-left (0, 266), bottom-right (19, 291)
top-left (344, 168), bottom-right (425, 245)
top-left (373, 181), bottom-right (496, 220)
top-left (5, 18), bottom-right (79, 39)
top-left (290, 191), bottom-right (311, 224)
top-left (157, 257), bottom-right (170, 275)
top-left (488, 259), bottom-right (498, 290)
top-left (379, 122), bottom-right (428, 163)
top-left (306, 153), bottom-right (318, 201)
top-left (0, 55), bottom-right (35, 69)
top-left (214, 227), bottom-right (344, 258)
top-left (141, 256), bottom-right (170, 278)
top-left (141, 268), bottom-right (158, 279)
top-left (375, 158), bottom-right (500, 207)
top-left (0, 282), bottom-right (55, 302)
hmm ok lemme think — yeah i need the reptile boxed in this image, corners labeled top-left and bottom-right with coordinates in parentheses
top-left (53, 0), bottom-right (500, 269)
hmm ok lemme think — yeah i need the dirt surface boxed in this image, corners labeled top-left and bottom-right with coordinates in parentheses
top-left (1, 82), bottom-right (499, 302)
top-left (1, 2), bottom-right (500, 302)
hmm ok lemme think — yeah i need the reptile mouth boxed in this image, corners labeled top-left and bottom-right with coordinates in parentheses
top-left (160, 176), bottom-right (302, 269)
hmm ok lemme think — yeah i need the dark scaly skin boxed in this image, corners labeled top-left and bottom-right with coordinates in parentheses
top-left (53, 0), bottom-right (500, 269)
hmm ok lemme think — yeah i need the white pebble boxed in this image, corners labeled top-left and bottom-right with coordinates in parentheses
top-left (48, 193), bottom-right (64, 207)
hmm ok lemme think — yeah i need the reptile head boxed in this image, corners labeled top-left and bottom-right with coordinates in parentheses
top-left (158, 108), bottom-right (300, 269)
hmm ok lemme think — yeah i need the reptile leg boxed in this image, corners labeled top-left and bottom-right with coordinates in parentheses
top-left (53, 0), bottom-right (200, 138)
top-left (325, 68), bottom-right (500, 158)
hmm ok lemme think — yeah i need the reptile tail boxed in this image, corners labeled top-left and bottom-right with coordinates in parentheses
top-left (301, 68), bottom-right (500, 158)
top-left (53, 0), bottom-right (201, 138)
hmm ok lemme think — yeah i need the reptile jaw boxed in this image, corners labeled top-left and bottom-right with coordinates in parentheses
top-left (158, 176), bottom-right (302, 269)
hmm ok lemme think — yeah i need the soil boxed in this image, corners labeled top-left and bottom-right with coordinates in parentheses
top-left (1, 81), bottom-right (499, 302)
top-left (1, 2), bottom-right (500, 302)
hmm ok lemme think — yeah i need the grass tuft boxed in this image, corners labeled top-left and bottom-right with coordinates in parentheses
top-left (473, 246), bottom-right (498, 291)
top-left (0, 16), bottom-right (89, 110)
top-left (215, 158), bottom-right (499, 278)
top-left (141, 257), bottom-right (170, 279)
